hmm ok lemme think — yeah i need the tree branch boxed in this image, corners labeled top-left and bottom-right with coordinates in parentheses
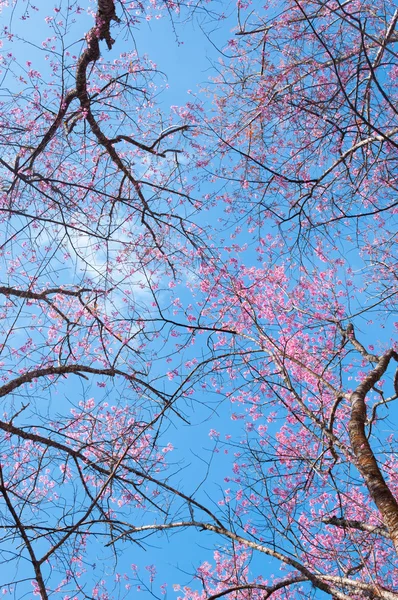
top-left (349, 349), bottom-right (398, 551)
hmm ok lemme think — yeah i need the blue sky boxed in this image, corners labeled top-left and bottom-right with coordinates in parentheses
top-left (1, 2), bottom-right (397, 599)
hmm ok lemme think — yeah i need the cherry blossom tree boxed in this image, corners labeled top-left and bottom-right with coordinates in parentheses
top-left (0, 0), bottom-right (398, 599)
top-left (161, 1), bottom-right (398, 597)
top-left (0, 0), bottom-right (218, 596)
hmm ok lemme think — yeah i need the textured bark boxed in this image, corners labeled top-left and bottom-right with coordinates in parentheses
top-left (348, 350), bottom-right (398, 552)
top-left (22, 0), bottom-right (119, 170)
top-left (322, 516), bottom-right (390, 538)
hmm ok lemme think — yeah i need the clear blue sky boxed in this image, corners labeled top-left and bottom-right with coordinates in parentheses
top-left (1, 2), bottom-right (396, 599)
